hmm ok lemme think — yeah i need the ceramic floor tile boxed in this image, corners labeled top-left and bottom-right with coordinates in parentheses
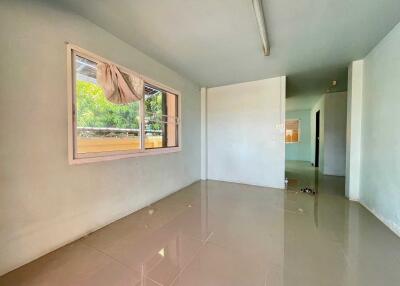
top-left (144, 235), bottom-right (203, 285)
top-left (171, 242), bottom-right (266, 286)
top-left (81, 212), bottom-right (204, 285)
top-left (0, 242), bottom-right (140, 286)
top-left (168, 207), bottom-right (213, 242)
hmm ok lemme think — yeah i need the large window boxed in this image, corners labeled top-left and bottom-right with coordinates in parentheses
top-left (285, 119), bottom-right (300, 143)
top-left (68, 45), bottom-right (181, 164)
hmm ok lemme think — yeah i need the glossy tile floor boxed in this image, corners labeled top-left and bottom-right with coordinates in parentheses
top-left (1, 161), bottom-right (400, 285)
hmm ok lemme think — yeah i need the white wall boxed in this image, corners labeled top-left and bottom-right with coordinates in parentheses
top-left (346, 61), bottom-right (363, 200)
top-left (206, 77), bottom-right (286, 188)
top-left (324, 92), bottom-right (347, 176)
top-left (0, 0), bottom-right (200, 275)
top-left (358, 21), bottom-right (400, 236)
top-left (201, 88), bottom-right (207, 180)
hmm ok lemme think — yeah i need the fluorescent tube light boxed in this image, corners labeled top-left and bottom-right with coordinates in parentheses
top-left (252, 0), bottom-right (270, 56)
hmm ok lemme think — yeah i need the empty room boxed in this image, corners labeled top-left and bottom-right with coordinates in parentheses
top-left (1, 0), bottom-right (400, 285)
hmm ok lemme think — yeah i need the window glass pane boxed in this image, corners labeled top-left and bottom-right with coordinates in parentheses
top-left (285, 120), bottom-right (300, 143)
top-left (75, 55), bottom-right (141, 154)
top-left (144, 84), bottom-right (179, 149)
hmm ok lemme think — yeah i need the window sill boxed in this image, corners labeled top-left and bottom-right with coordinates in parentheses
top-left (69, 147), bottom-right (181, 165)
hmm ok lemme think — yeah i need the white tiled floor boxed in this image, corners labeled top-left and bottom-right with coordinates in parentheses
top-left (1, 161), bottom-right (400, 285)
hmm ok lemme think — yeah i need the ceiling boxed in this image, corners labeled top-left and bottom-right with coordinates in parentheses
top-left (57, 0), bottom-right (400, 100)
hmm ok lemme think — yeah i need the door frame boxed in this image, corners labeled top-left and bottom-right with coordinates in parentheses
top-left (315, 110), bottom-right (320, 167)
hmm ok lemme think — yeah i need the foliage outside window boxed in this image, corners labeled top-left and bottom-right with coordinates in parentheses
top-left (144, 85), bottom-right (178, 149)
top-left (69, 46), bottom-right (180, 163)
top-left (285, 119), bottom-right (300, 143)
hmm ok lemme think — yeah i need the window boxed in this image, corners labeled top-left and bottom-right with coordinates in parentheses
top-left (68, 45), bottom-right (181, 164)
top-left (285, 119), bottom-right (300, 143)
top-left (144, 84), bottom-right (179, 149)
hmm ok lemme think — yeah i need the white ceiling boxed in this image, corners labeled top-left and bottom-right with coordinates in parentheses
top-left (57, 0), bottom-right (400, 99)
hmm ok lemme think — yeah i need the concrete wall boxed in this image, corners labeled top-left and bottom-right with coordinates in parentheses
top-left (359, 22), bottom-right (400, 236)
top-left (0, 0), bottom-right (201, 275)
top-left (324, 92), bottom-right (347, 176)
top-left (206, 77), bottom-right (286, 188)
top-left (285, 110), bottom-right (311, 162)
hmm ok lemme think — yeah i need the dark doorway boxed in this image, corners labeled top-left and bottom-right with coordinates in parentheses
top-left (315, 110), bottom-right (320, 167)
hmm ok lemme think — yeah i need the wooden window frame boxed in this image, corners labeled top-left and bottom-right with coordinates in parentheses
top-left (67, 44), bottom-right (182, 165)
top-left (285, 119), bottom-right (301, 144)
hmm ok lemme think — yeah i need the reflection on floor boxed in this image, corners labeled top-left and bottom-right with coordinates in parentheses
top-left (1, 174), bottom-right (400, 285)
top-left (285, 160), bottom-right (346, 196)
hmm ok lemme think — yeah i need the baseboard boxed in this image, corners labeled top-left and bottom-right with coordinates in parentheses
top-left (322, 171), bottom-right (346, 177)
top-left (205, 178), bottom-right (285, 190)
top-left (359, 201), bottom-right (400, 238)
top-left (348, 196), bottom-right (359, 202)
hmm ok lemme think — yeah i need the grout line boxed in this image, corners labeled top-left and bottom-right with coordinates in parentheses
top-left (147, 276), bottom-right (163, 286)
top-left (81, 220), bottom-right (211, 286)
top-left (82, 241), bottom-right (164, 286)
top-left (203, 231), bottom-right (214, 243)
top-left (167, 232), bottom-right (213, 286)
top-left (79, 241), bottom-right (138, 274)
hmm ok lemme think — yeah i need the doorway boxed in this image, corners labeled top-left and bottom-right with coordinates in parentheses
top-left (315, 110), bottom-right (320, 167)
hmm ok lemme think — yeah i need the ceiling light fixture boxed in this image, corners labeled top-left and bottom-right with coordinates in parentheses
top-left (252, 0), bottom-right (270, 56)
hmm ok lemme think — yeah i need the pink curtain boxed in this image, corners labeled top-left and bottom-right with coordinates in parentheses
top-left (96, 62), bottom-right (144, 104)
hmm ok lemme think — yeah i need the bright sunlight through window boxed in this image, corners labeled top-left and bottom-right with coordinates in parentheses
top-left (68, 46), bottom-right (181, 163)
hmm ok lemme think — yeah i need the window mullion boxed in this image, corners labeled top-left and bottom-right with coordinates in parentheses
top-left (140, 95), bottom-right (145, 152)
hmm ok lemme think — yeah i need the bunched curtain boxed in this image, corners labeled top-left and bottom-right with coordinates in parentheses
top-left (96, 62), bottom-right (144, 104)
